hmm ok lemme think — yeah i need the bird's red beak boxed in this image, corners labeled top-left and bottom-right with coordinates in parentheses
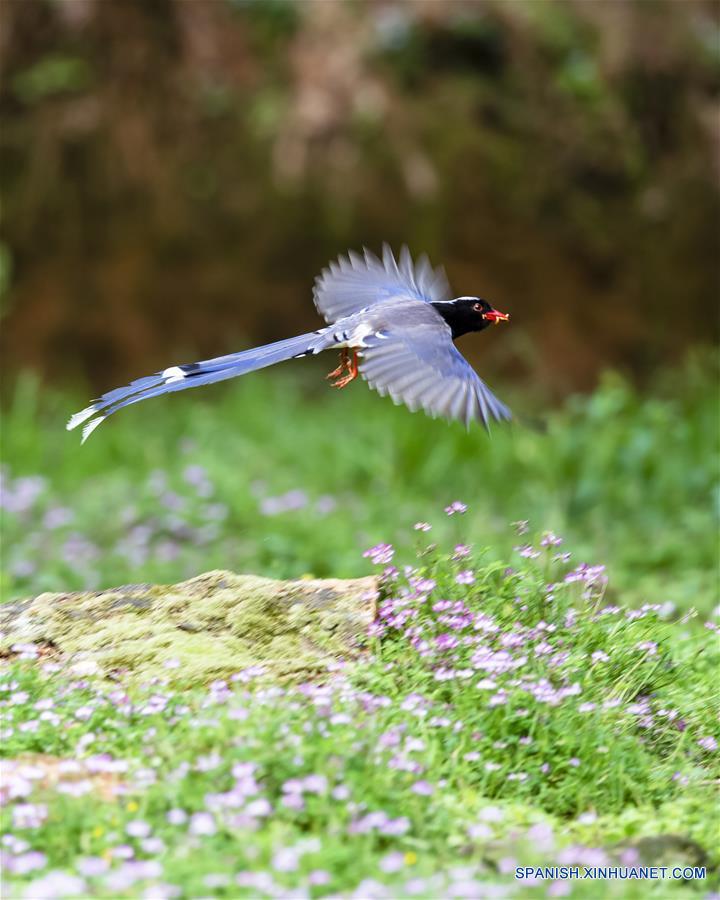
top-left (482, 309), bottom-right (510, 324)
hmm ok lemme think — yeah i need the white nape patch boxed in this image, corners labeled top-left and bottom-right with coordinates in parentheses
top-left (162, 366), bottom-right (187, 384)
top-left (81, 416), bottom-right (106, 444)
top-left (433, 297), bottom-right (476, 304)
top-left (66, 405), bottom-right (97, 431)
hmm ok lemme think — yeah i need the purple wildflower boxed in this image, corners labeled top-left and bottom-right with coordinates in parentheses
top-left (22, 872), bottom-right (87, 898)
top-left (166, 809), bottom-right (187, 825)
top-left (412, 577), bottom-right (436, 593)
top-left (467, 822), bottom-right (493, 840)
top-left (564, 563), bottom-right (607, 587)
top-left (13, 803), bottom-right (48, 829)
top-left (126, 820), bottom-right (151, 838)
top-left (363, 543), bottom-right (395, 565)
top-left (272, 847), bottom-right (300, 872)
top-left (379, 816), bottom-right (410, 836)
top-left (245, 798), bottom-right (272, 817)
top-left (302, 774), bottom-right (328, 793)
top-left (515, 544), bottom-right (540, 559)
top-left (76, 857), bottom-right (109, 877)
top-left (43, 507), bottom-right (75, 529)
top-left (8, 851), bottom-right (47, 874)
top-left (141, 837), bottom-right (165, 854)
top-left (188, 812), bottom-right (216, 836)
top-left (259, 489), bottom-right (308, 516)
top-left (527, 822), bottom-right (555, 852)
top-left (379, 852), bottom-right (405, 873)
top-left (410, 781), bottom-right (435, 797)
top-left (281, 792), bottom-right (305, 811)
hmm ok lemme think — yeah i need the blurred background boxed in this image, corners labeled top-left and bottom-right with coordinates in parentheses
top-left (1, 0), bottom-right (718, 610)
top-left (2, 0), bottom-right (719, 388)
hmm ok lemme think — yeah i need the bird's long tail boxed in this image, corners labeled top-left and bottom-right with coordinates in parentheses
top-left (67, 330), bottom-right (327, 443)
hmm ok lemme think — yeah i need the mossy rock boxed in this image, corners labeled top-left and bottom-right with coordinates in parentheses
top-left (0, 571), bottom-right (379, 686)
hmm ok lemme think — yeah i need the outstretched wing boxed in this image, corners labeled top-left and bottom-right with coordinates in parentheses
top-left (313, 244), bottom-right (451, 325)
top-left (359, 317), bottom-right (512, 429)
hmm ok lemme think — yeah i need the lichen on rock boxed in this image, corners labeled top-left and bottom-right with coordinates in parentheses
top-left (0, 571), bottom-right (379, 686)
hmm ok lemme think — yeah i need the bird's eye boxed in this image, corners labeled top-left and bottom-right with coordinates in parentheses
top-left (473, 303), bottom-right (483, 312)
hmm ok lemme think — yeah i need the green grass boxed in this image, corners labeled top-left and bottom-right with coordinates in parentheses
top-left (1, 354), bottom-right (718, 897)
top-left (1, 532), bottom-right (718, 898)
top-left (2, 351), bottom-right (718, 613)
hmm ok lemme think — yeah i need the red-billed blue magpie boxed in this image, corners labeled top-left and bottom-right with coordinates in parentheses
top-left (68, 245), bottom-right (511, 442)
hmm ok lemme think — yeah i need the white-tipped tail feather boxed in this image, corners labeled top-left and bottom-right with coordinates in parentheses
top-left (66, 405), bottom-right (98, 432)
top-left (161, 366), bottom-right (187, 384)
top-left (81, 416), bottom-right (106, 444)
top-left (65, 329), bottom-right (328, 442)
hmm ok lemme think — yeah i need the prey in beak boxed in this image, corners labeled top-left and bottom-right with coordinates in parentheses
top-left (482, 309), bottom-right (510, 325)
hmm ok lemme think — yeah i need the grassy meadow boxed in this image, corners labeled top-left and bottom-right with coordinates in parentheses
top-left (3, 352), bottom-right (718, 612)
top-left (1, 352), bottom-right (719, 898)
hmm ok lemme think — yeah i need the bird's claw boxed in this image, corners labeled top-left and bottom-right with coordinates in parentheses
top-left (327, 349), bottom-right (358, 389)
top-left (326, 348), bottom-right (349, 380)
top-left (325, 363), bottom-right (346, 380)
top-left (330, 371), bottom-right (357, 389)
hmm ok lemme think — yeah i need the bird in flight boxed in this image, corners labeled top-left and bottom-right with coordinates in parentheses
top-left (67, 245), bottom-right (511, 443)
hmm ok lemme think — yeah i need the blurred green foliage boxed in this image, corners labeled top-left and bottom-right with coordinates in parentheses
top-left (1, 0), bottom-right (717, 389)
top-left (11, 55), bottom-right (93, 104)
top-left (2, 354), bottom-right (717, 613)
top-left (228, 0), bottom-right (300, 51)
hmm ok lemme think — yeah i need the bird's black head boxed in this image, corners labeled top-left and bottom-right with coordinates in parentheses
top-left (430, 296), bottom-right (510, 340)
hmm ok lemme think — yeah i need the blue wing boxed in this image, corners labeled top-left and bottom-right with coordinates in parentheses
top-left (358, 311), bottom-right (512, 430)
top-left (313, 244), bottom-right (451, 325)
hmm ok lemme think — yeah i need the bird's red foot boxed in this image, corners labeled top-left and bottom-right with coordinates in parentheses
top-left (328, 350), bottom-right (359, 389)
top-left (326, 349), bottom-right (349, 381)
